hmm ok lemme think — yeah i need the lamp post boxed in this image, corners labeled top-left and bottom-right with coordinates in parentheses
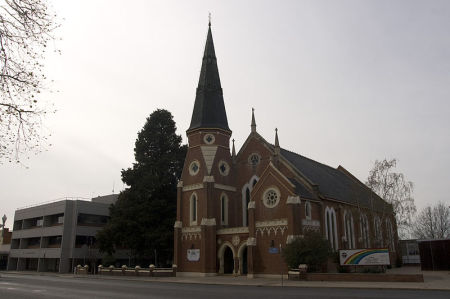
top-left (1, 214), bottom-right (6, 240)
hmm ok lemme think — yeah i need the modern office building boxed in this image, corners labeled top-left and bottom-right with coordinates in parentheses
top-left (7, 194), bottom-right (120, 273)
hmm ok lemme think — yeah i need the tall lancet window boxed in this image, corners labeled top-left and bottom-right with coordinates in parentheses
top-left (242, 176), bottom-right (259, 227)
top-left (374, 216), bottom-right (383, 247)
top-left (325, 207), bottom-right (338, 250)
top-left (386, 219), bottom-right (395, 251)
top-left (220, 193), bottom-right (228, 225)
top-left (344, 211), bottom-right (355, 249)
top-left (190, 193), bottom-right (197, 226)
top-left (360, 213), bottom-right (370, 248)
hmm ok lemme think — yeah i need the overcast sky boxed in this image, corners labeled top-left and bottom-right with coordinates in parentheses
top-left (1, 0), bottom-right (449, 228)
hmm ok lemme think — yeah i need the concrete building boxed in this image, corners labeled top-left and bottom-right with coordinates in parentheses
top-left (8, 195), bottom-right (120, 273)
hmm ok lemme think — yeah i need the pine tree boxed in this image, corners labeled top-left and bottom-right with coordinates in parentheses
top-left (97, 109), bottom-right (187, 266)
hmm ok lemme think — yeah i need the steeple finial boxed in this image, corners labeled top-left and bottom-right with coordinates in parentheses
top-left (232, 138), bottom-right (236, 157)
top-left (251, 108), bottom-right (256, 133)
top-left (274, 128), bottom-right (280, 156)
top-left (208, 12), bottom-right (211, 27)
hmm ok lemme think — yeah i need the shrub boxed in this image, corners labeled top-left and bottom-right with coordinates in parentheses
top-left (282, 231), bottom-right (332, 271)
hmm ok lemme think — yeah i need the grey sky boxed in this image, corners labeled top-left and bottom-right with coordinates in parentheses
top-left (1, 0), bottom-right (449, 228)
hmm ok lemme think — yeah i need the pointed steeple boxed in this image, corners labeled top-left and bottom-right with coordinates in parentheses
top-left (187, 20), bottom-right (230, 133)
top-left (274, 128), bottom-right (280, 155)
top-left (232, 138), bottom-right (236, 162)
top-left (251, 108), bottom-right (256, 133)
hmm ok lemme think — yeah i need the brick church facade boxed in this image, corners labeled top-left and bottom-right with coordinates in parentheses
top-left (174, 22), bottom-right (399, 277)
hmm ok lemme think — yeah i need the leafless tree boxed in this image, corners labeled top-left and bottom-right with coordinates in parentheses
top-left (413, 202), bottom-right (450, 240)
top-left (0, 0), bottom-right (59, 162)
top-left (366, 158), bottom-right (416, 239)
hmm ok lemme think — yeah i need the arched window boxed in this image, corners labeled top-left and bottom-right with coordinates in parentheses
top-left (242, 176), bottom-right (259, 226)
top-left (344, 211), bottom-right (355, 249)
top-left (305, 201), bottom-right (311, 220)
top-left (360, 213), bottom-right (370, 248)
top-left (190, 193), bottom-right (197, 225)
top-left (386, 219), bottom-right (395, 251)
top-left (374, 216), bottom-right (383, 247)
top-left (220, 193), bottom-right (228, 225)
top-left (325, 207), bottom-right (338, 250)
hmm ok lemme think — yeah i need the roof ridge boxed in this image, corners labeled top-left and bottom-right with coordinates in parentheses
top-left (280, 147), bottom-right (338, 172)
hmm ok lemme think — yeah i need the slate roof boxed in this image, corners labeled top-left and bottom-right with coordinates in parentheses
top-left (280, 148), bottom-right (387, 211)
top-left (187, 23), bottom-right (230, 133)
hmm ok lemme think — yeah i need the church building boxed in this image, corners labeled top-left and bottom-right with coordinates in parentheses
top-left (174, 22), bottom-right (398, 277)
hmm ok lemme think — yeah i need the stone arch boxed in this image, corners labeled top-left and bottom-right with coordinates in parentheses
top-left (217, 242), bottom-right (236, 274)
top-left (237, 242), bottom-right (248, 275)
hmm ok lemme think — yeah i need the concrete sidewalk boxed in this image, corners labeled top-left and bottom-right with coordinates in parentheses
top-left (2, 268), bottom-right (450, 291)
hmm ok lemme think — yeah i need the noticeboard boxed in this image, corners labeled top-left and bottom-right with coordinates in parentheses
top-left (187, 249), bottom-right (200, 261)
top-left (339, 248), bottom-right (390, 266)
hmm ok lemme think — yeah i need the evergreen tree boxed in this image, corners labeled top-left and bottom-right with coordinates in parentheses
top-left (97, 109), bottom-right (187, 266)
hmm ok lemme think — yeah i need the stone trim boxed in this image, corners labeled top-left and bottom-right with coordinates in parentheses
top-left (200, 218), bottom-right (216, 226)
top-left (247, 201), bottom-right (256, 209)
top-left (177, 181), bottom-right (183, 188)
top-left (174, 221), bottom-right (182, 228)
top-left (247, 237), bottom-right (256, 246)
top-left (302, 219), bottom-right (320, 227)
top-left (286, 195), bottom-right (301, 204)
top-left (203, 176), bottom-right (215, 183)
top-left (255, 218), bottom-right (288, 228)
top-left (214, 183), bottom-right (236, 192)
top-left (182, 183), bottom-right (203, 192)
top-left (216, 227), bottom-right (249, 235)
top-left (200, 146), bottom-right (218, 175)
top-left (182, 226), bottom-right (201, 233)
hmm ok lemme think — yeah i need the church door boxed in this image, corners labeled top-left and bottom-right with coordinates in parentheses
top-left (242, 247), bottom-right (248, 275)
top-left (223, 247), bottom-right (234, 274)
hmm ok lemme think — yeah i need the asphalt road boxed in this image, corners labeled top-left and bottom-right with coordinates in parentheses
top-left (1, 273), bottom-right (449, 299)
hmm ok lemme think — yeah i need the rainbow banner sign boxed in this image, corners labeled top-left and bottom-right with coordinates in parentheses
top-left (339, 249), bottom-right (390, 266)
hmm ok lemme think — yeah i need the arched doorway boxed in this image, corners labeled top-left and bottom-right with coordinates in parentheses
top-left (238, 243), bottom-right (248, 275)
top-left (241, 247), bottom-right (248, 274)
top-left (223, 247), bottom-right (234, 274)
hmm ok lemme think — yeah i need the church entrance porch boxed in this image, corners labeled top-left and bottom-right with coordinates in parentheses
top-left (238, 244), bottom-right (248, 275)
top-left (218, 242), bottom-right (236, 274)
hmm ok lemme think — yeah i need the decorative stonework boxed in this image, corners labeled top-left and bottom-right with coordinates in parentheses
top-left (203, 134), bottom-right (215, 145)
top-left (200, 146), bottom-right (218, 175)
top-left (218, 160), bottom-right (230, 176)
top-left (217, 238), bottom-right (222, 245)
top-left (174, 221), bottom-right (182, 228)
top-left (177, 181), bottom-right (183, 188)
top-left (255, 219), bottom-right (288, 237)
top-left (262, 187), bottom-right (280, 208)
top-left (302, 219), bottom-right (320, 227)
top-left (286, 195), bottom-right (301, 204)
top-left (247, 237), bottom-right (256, 246)
top-left (189, 160), bottom-right (200, 176)
top-left (232, 235), bottom-right (240, 246)
top-left (214, 183), bottom-right (236, 192)
top-left (181, 226), bottom-right (201, 240)
top-left (286, 235), bottom-right (303, 244)
top-left (200, 218), bottom-right (216, 226)
top-left (247, 201), bottom-right (256, 209)
top-left (248, 153), bottom-right (261, 166)
top-left (182, 183), bottom-right (203, 192)
top-left (203, 176), bottom-right (215, 183)
top-left (217, 227), bottom-right (249, 235)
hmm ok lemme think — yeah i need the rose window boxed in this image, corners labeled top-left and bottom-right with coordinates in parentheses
top-left (263, 188), bottom-right (280, 208)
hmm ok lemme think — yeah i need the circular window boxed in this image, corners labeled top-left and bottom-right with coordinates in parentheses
top-left (218, 160), bottom-right (230, 176)
top-left (248, 153), bottom-right (261, 166)
top-left (203, 134), bottom-right (215, 145)
top-left (262, 187), bottom-right (280, 208)
top-left (189, 160), bottom-right (200, 176)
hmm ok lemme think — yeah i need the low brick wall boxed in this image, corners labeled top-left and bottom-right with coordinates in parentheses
top-left (288, 271), bottom-right (424, 282)
top-left (97, 265), bottom-right (177, 277)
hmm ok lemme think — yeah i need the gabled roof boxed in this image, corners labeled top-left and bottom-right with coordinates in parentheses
top-left (187, 23), bottom-right (230, 133)
top-left (280, 148), bottom-right (387, 211)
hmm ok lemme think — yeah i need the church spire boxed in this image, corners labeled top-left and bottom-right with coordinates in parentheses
top-left (274, 128), bottom-right (280, 156)
top-left (251, 108), bottom-right (256, 133)
top-left (187, 19), bottom-right (230, 133)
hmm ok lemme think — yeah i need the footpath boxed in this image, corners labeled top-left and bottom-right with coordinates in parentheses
top-left (2, 267), bottom-right (450, 291)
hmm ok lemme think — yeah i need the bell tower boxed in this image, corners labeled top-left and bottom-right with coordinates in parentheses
top-left (174, 21), bottom-right (235, 275)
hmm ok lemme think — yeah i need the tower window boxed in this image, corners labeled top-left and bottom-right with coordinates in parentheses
top-left (190, 193), bottom-right (197, 225)
top-left (220, 193), bottom-right (228, 225)
top-left (305, 201), bottom-right (312, 220)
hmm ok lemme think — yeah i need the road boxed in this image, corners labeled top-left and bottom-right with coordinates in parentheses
top-left (0, 273), bottom-right (449, 299)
